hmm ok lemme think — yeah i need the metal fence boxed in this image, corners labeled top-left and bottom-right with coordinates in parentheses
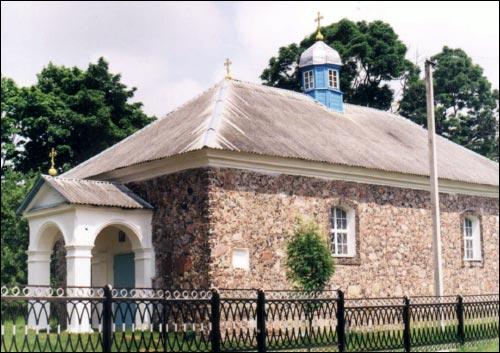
top-left (1, 285), bottom-right (498, 352)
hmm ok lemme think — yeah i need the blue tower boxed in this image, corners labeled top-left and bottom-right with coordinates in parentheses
top-left (299, 36), bottom-right (344, 112)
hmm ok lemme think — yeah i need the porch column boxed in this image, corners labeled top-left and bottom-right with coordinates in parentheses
top-left (134, 248), bottom-right (155, 288)
top-left (27, 250), bottom-right (51, 286)
top-left (65, 245), bottom-right (93, 333)
top-left (27, 250), bottom-right (51, 328)
top-left (134, 248), bottom-right (155, 330)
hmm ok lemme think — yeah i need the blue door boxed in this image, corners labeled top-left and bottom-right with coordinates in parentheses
top-left (113, 253), bottom-right (135, 330)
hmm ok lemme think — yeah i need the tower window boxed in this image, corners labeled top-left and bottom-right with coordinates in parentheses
top-left (328, 69), bottom-right (339, 89)
top-left (304, 70), bottom-right (314, 90)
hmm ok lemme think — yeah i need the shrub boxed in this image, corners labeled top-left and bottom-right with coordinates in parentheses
top-left (285, 217), bottom-right (335, 291)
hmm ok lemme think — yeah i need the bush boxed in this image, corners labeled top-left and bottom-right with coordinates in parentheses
top-left (285, 217), bottom-right (335, 291)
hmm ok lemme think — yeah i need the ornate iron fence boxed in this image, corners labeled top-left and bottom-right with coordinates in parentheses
top-left (1, 285), bottom-right (498, 352)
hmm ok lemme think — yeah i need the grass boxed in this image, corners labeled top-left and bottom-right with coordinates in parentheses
top-left (1, 319), bottom-right (498, 352)
top-left (1, 320), bottom-right (210, 352)
top-left (458, 339), bottom-right (499, 352)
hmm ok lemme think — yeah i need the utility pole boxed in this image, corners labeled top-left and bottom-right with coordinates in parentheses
top-left (425, 59), bottom-right (444, 298)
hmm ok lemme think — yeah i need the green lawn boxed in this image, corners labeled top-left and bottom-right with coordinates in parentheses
top-left (1, 319), bottom-right (498, 352)
top-left (459, 339), bottom-right (499, 352)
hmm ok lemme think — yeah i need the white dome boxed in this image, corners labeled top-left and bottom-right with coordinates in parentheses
top-left (299, 41), bottom-right (342, 68)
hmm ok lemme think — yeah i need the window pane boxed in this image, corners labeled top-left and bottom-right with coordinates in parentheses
top-left (330, 231), bottom-right (336, 253)
top-left (330, 207), bottom-right (353, 256)
top-left (465, 239), bottom-right (473, 259)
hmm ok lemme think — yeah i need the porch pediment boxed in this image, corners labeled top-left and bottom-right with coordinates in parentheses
top-left (17, 175), bottom-right (153, 215)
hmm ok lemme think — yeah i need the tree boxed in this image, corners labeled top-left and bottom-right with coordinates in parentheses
top-left (399, 47), bottom-right (499, 161)
top-left (261, 19), bottom-right (415, 110)
top-left (6, 58), bottom-right (155, 174)
top-left (1, 76), bottom-right (22, 172)
top-left (1, 58), bottom-right (155, 284)
top-left (1, 168), bottom-right (37, 284)
top-left (285, 218), bottom-right (335, 291)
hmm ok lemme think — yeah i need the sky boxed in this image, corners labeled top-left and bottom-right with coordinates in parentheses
top-left (2, 1), bottom-right (499, 117)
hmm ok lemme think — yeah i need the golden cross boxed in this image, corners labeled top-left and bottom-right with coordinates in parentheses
top-left (315, 11), bottom-right (324, 31)
top-left (224, 58), bottom-right (232, 79)
top-left (315, 11), bottom-right (324, 41)
top-left (48, 148), bottom-right (58, 176)
top-left (49, 148), bottom-right (57, 167)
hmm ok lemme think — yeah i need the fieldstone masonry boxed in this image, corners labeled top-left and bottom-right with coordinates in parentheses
top-left (128, 167), bottom-right (499, 296)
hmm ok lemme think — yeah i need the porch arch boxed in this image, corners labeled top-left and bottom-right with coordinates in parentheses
top-left (31, 220), bottom-right (68, 252)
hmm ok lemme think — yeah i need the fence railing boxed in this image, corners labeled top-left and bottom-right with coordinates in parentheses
top-left (1, 285), bottom-right (498, 352)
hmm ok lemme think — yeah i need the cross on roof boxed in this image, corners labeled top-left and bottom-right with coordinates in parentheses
top-left (315, 11), bottom-right (324, 30)
top-left (224, 58), bottom-right (232, 79)
top-left (48, 147), bottom-right (58, 176)
top-left (315, 11), bottom-right (324, 41)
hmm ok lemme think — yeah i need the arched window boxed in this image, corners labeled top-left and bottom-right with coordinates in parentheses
top-left (463, 216), bottom-right (481, 261)
top-left (330, 207), bottom-right (356, 257)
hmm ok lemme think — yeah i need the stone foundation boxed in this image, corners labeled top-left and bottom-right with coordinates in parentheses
top-left (129, 167), bottom-right (499, 296)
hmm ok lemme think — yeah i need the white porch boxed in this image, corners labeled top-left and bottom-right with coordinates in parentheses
top-left (17, 176), bottom-right (155, 332)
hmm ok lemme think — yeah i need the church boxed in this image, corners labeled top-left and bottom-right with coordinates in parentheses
top-left (17, 25), bottom-right (499, 298)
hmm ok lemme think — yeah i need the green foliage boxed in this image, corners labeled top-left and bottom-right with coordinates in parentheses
top-left (261, 19), bottom-right (414, 110)
top-left (399, 47), bottom-right (499, 161)
top-left (1, 58), bottom-right (155, 284)
top-left (3, 58), bottom-right (155, 174)
top-left (1, 76), bottom-right (22, 171)
top-left (1, 168), bottom-right (38, 284)
top-left (285, 218), bottom-right (335, 291)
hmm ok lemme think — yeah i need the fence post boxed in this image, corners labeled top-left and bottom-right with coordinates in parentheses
top-left (211, 288), bottom-right (221, 353)
top-left (257, 289), bottom-right (267, 352)
top-left (337, 289), bottom-right (346, 352)
top-left (102, 284), bottom-right (113, 353)
top-left (457, 295), bottom-right (465, 346)
top-left (403, 296), bottom-right (411, 352)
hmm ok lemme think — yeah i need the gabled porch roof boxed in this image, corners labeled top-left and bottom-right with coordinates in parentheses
top-left (17, 175), bottom-right (153, 215)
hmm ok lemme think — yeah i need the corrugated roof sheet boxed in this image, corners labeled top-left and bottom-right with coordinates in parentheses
top-left (42, 176), bottom-right (152, 209)
top-left (64, 79), bottom-right (499, 186)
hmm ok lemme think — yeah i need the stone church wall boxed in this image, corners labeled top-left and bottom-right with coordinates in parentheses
top-left (128, 169), bottom-right (212, 289)
top-left (207, 168), bottom-right (499, 297)
top-left (128, 167), bottom-right (499, 296)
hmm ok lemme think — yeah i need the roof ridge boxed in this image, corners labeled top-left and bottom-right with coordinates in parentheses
top-left (230, 78), bottom-right (343, 117)
top-left (229, 78), bottom-right (314, 101)
top-left (202, 78), bottom-right (230, 148)
top-left (43, 175), bottom-right (122, 185)
top-left (62, 80), bottom-right (225, 178)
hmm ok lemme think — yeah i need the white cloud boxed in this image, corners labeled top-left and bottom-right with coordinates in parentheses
top-left (1, 1), bottom-right (498, 117)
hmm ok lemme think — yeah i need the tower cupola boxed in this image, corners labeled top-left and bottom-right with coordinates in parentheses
top-left (299, 13), bottom-right (343, 112)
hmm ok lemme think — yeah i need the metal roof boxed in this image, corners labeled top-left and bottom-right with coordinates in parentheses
top-left (63, 79), bottom-right (499, 187)
top-left (17, 175), bottom-right (152, 214)
top-left (299, 41), bottom-right (342, 67)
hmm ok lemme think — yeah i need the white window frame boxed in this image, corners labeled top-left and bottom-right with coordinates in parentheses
top-left (463, 216), bottom-right (481, 261)
top-left (330, 207), bottom-right (356, 257)
top-left (328, 69), bottom-right (339, 89)
top-left (304, 70), bottom-right (314, 90)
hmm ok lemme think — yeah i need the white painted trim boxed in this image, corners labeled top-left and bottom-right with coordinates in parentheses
top-left (24, 204), bottom-right (75, 220)
top-left (95, 149), bottom-right (499, 198)
top-left (463, 216), bottom-right (482, 261)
